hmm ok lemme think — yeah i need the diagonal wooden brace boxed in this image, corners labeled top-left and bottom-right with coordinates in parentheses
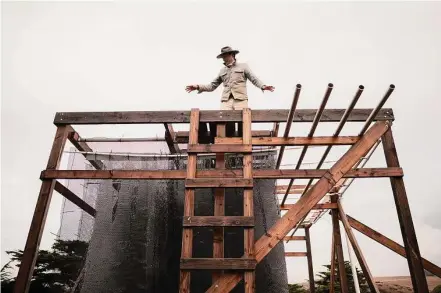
top-left (205, 121), bottom-right (390, 293)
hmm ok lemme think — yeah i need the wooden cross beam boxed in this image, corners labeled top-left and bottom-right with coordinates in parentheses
top-left (343, 214), bottom-right (441, 278)
top-left (205, 121), bottom-right (390, 293)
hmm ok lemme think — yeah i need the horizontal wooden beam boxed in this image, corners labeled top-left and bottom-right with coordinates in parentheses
top-left (182, 216), bottom-right (254, 227)
top-left (344, 214), bottom-right (441, 278)
top-left (41, 167), bottom-right (403, 180)
top-left (285, 252), bottom-right (308, 257)
top-left (180, 258), bottom-right (257, 270)
top-left (277, 185), bottom-right (307, 190)
top-left (187, 144), bottom-right (252, 153)
top-left (54, 181), bottom-right (96, 217)
top-left (185, 178), bottom-right (253, 188)
top-left (176, 130), bottom-right (271, 143)
top-left (215, 136), bottom-right (359, 146)
top-left (280, 203), bottom-right (338, 210)
top-left (54, 108), bottom-right (394, 125)
top-left (284, 236), bottom-right (306, 241)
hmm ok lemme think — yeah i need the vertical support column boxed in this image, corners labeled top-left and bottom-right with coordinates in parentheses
top-left (213, 123), bottom-right (226, 282)
top-left (243, 108), bottom-right (255, 293)
top-left (330, 231), bottom-right (336, 293)
top-left (382, 128), bottom-right (429, 293)
top-left (331, 195), bottom-right (349, 293)
top-left (14, 125), bottom-right (71, 293)
top-left (305, 226), bottom-right (316, 293)
top-left (180, 109), bottom-right (200, 293)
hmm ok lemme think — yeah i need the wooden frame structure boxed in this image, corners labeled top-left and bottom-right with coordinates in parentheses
top-left (13, 84), bottom-right (439, 293)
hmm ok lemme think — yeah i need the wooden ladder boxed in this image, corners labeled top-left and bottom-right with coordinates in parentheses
top-left (179, 108), bottom-right (256, 293)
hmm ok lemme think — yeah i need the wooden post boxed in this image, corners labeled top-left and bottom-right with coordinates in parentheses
top-left (330, 231), bottom-right (336, 293)
top-left (213, 123), bottom-right (226, 283)
top-left (206, 121), bottom-right (391, 293)
top-left (14, 126), bottom-right (70, 293)
top-left (338, 201), bottom-right (379, 293)
top-left (382, 128), bottom-right (429, 293)
top-left (331, 195), bottom-right (349, 293)
top-left (305, 227), bottom-right (315, 293)
top-left (243, 108), bottom-right (255, 293)
top-left (179, 109), bottom-right (199, 293)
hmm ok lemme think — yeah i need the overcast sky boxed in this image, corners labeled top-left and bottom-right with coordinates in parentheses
top-left (1, 1), bottom-right (441, 284)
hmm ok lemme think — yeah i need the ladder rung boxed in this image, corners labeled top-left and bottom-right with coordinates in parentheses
top-left (185, 178), bottom-right (253, 188)
top-left (180, 258), bottom-right (256, 270)
top-left (284, 236), bottom-right (306, 241)
top-left (183, 216), bottom-right (254, 227)
top-left (187, 144), bottom-right (252, 153)
top-left (285, 252), bottom-right (308, 257)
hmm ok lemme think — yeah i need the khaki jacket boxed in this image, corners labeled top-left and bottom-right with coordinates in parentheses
top-left (197, 62), bottom-right (265, 101)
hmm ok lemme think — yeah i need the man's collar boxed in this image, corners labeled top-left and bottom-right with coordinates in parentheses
top-left (224, 60), bottom-right (236, 68)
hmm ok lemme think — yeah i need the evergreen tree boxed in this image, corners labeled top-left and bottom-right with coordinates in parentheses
top-left (315, 261), bottom-right (370, 293)
top-left (1, 239), bottom-right (88, 293)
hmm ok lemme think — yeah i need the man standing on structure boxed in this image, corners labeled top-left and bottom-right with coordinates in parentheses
top-left (185, 46), bottom-right (275, 110)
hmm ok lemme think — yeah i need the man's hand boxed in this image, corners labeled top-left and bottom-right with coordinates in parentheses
top-left (185, 85), bottom-right (199, 93)
top-left (262, 85), bottom-right (275, 92)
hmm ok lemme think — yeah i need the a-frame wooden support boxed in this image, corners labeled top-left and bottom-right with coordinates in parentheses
top-left (206, 120), bottom-right (390, 292)
top-left (330, 195), bottom-right (349, 293)
top-left (338, 201), bottom-right (379, 293)
top-left (342, 214), bottom-right (441, 278)
top-left (382, 128), bottom-right (429, 292)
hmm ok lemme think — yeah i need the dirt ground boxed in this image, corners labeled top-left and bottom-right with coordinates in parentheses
top-left (374, 276), bottom-right (441, 292)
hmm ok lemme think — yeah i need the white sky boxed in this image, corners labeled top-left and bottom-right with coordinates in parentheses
top-left (1, 1), bottom-right (441, 284)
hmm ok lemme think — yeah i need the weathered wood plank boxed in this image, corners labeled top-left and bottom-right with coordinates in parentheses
top-left (180, 258), bottom-right (257, 270)
top-left (243, 108), bottom-right (255, 293)
top-left (331, 195), bottom-right (349, 293)
top-left (175, 130), bottom-right (271, 143)
top-left (215, 136), bottom-right (359, 146)
top-left (185, 178), bottom-right (253, 188)
top-left (305, 227), bottom-right (316, 293)
top-left (67, 130), bottom-right (105, 170)
top-left (54, 108), bottom-right (394, 125)
top-left (283, 236), bottom-right (306, 241)
top-left (41, 167), bottom-right (403, 180)
top-left (280, 203), bottom-right (338, 210)
top-left (213, 123), bottom-right (226, 283)
top-left (164, 123), bottom-right (180, 154)
top-left (205, 121), bottom-right (390, 293)
top-left (54, 181), bottom-right (96, 217)
top-left (344, 214), bottom-right (441, 278)
top-left (338, 201), bottom-right (379, 293)
top-left (187, 144), bottom-right (252, 153)
top-left (285, 252), bottom-right (308, 257)
top-left (182, 216), bottom-right (254, 227)
top-left (382, 128), bottom-right (429, 293)
top-left (14, 126), bottom-right (70, 293)
top-left (330, 231), bottom-right (336, 293)
top-left (179, 109), bottom-right (199, 293)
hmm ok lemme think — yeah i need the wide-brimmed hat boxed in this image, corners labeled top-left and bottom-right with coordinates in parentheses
top-left (216, 46), bottom-right (240, 58)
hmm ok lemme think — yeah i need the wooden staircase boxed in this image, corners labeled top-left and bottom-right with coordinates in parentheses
top-left (179, 108), bottom-right (256, 293)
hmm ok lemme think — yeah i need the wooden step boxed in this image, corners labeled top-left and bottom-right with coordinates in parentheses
top-left (180, 258), bottom-right (257, 270)
top-left (183, 216), bottom-right (254, 227)
top-left (185, 178), bottom-right (253, 188)
top-left (187, 144), bottom-right (252, 153)
top-left (285, 252), bottom-right (308, 257)
top-left (284, 236), bottom-right (306, 241)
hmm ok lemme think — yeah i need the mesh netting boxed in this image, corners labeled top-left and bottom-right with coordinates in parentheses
top-left (67, 149), bottom-right (288, 293)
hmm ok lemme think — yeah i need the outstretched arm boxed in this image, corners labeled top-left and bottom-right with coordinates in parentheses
top-left (186, 74), bottom-right (222, 93)
top-left (244, 64), bottom-right (275, 92)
